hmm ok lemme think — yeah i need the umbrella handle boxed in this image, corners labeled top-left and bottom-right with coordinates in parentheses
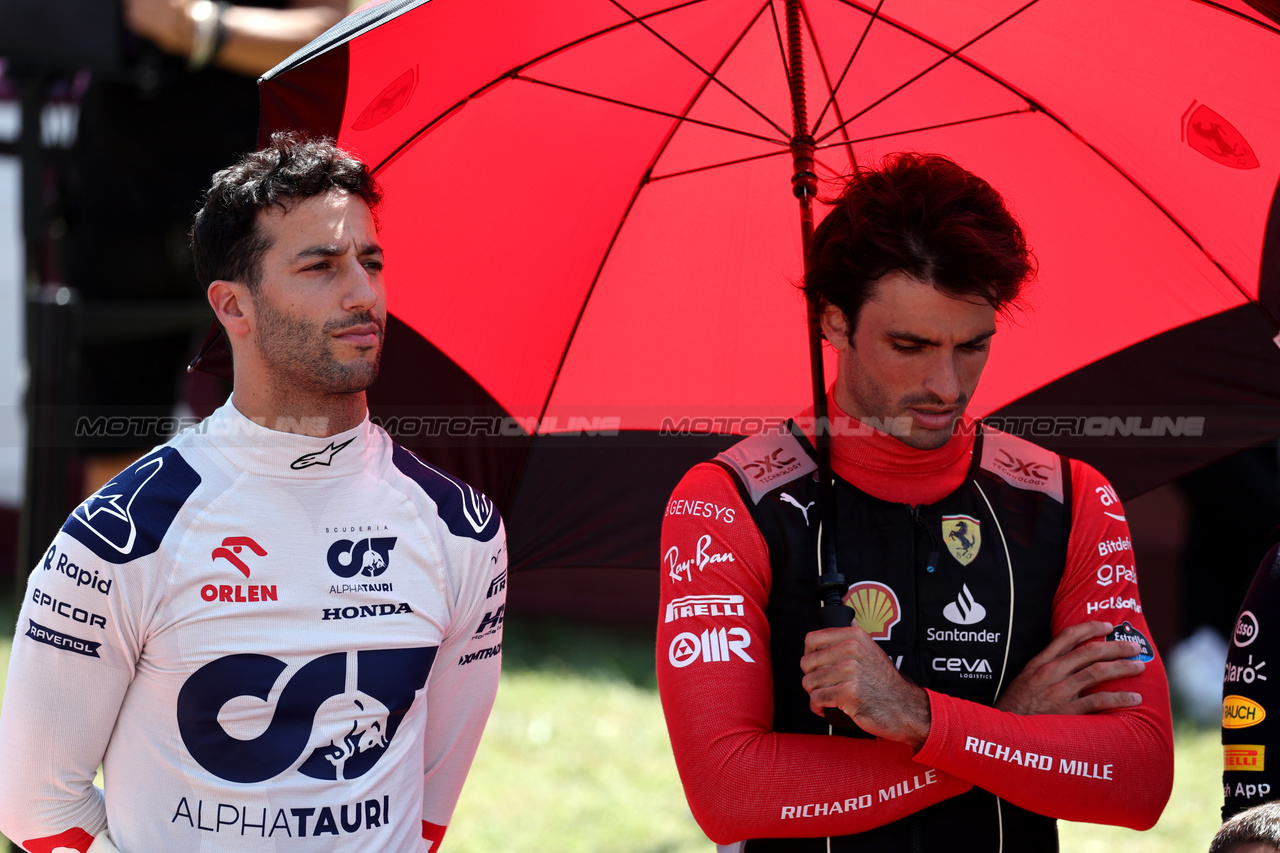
top-left (817, 589), bottom-right (857, 728)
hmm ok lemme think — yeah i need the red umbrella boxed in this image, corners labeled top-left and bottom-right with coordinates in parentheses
top-left (254, 0), bottom-right (1280, 573)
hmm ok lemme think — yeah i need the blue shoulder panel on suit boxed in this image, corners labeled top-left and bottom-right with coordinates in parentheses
top-left (62, 447), bottom-right (202, 563)
top-left (391, 445), bottom-right (501, 542)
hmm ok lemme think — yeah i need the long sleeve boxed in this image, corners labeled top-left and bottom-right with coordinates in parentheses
top-left (0, 530), bottom-right (139, 853)
top-left (656, 464), bottom-right (971, 845)
top-left (914, 460), bottom-right (1174, 829)
top-left (419, 523), bottom-right (507, 851)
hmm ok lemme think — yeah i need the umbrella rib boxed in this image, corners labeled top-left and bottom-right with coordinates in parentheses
top-left (607, 0), bottom-right (793, 140)
top-left (1196, 0), bottom-right (1280, 35)
top-left (365, 0), bottom-right (719, 175)
top-left (802, 0), bottom-right (860, 173)
top-left (648, 109), bottom-right (1031, 182)
top-left (820, 108), bottom-right (1032, 148)
top-left (809, 0), bottom-right (885, 137)
top-left (813, 0), bottom-right (1040, 146)
top-left (651, 146), bottom-right (794, 181)
top-left (514, 76), bottom-right (788, 146)
top-left (528, 0), bottom-right (785, 444)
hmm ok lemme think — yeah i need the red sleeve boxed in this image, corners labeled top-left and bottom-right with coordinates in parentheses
top-left (914, 460), bottom-right (1174, 829)
top-left (657, 464), bottom-right (971, 845)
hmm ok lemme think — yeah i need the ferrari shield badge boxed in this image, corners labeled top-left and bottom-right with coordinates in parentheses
top-left (942, 515), bottom-right (981, 566)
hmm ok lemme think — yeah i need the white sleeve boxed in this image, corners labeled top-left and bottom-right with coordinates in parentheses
top-left (0, 533), bottom-right (142, 851)
top-left (419, 523), bottom-right (507, 851)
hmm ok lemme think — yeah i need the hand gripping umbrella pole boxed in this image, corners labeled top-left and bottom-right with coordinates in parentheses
top-left (785, 0), bottom-right (856, 728)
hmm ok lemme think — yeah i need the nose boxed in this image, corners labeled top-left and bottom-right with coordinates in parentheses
top-left (923, 352), bottom-right (962, 404)
top-left (340, 260), bottom-right (381, 312)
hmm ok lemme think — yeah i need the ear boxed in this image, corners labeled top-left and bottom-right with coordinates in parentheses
top-left (208, 280), bottom-right (252, 339)
top-left (820, 302), bottom-right (852, 351)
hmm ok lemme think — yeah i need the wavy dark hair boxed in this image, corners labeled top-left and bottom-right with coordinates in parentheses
top-left (191, 131), bottom-right (382, 292)
top-left (1211, 802), bottom-right (1280, 853)
top-left (804, 152), bottom-right (1035, 338)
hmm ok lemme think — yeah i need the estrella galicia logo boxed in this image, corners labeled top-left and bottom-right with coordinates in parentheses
top-left (176, 647), bottom-right (436, 783)
top-left (1108, 621), bottom-right (1154, 662)
top-left (327, 538), bottom-right (397, 579)
top-left (291, 437), bottom-right (355, 470)
top-left (64, 448), bottom-right (200, 563)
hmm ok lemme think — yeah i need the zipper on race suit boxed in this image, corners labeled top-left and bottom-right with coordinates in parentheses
top-left (908, 506), bottom-right (933, 853)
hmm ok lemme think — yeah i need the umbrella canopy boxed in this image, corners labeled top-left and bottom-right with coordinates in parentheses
top-left (258, 0), bottom-right (1280, 573)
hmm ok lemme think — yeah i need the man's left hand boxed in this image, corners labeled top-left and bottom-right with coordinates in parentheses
top-left (801, 626), bottom-right (931, 750)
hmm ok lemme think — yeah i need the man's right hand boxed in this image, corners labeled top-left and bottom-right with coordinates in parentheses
top-left (995, 621), bottom-right (1145, 716)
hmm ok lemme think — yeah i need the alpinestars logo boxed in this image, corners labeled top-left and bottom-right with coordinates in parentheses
top-left (291, 437), bottom-right (356, 470)
top-left (177, 647), bottom-right (436, 783)
top-left (327, 538), bottom-right (397, 579)
top-left (943, 585), bottom-right (986, 625)
top-left (64, 448), bottom-right (201, 564)
top-left (71, 456), bottom-right (164, 556)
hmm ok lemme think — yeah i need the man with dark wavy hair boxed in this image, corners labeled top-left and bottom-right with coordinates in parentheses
top-left (658, 152), bottom-right (1173, 851)
top-left (0, 133), bottom-right (507, 853)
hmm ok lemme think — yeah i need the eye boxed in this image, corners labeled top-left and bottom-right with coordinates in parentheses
top-left (960, 341), bottom-right (991, 353)
top-left (890, 341), bottom-right (922, 354)
top-left (363, 259), bottom-right (384, 272)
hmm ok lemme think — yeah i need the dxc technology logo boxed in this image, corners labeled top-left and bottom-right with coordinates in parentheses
top-left (177, 647), bottom-right (436, 783)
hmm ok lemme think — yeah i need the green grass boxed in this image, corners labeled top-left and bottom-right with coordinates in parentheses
top-left (0, 613), bottom-right (1229, 852)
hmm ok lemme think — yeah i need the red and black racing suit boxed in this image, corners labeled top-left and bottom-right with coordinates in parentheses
top-left (657, 399), bottom-right (1173, 851)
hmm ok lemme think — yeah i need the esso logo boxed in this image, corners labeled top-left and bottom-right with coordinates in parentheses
top-left (1095, 563), bottom-right (1137, 587)
top-left (1235, 611), bottom-right (1259, 648)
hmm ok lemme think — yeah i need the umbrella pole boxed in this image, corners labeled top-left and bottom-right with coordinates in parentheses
top-left (786, 0), bottom-right (854, 727)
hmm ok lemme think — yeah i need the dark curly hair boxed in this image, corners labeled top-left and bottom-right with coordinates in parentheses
top-left (804, 152), bottom-right (1034, 338)
top-left (191, 131), bottom-right (382, 292)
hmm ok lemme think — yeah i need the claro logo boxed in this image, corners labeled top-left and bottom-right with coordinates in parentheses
top-left (176, 647), bottom-right (436, 783)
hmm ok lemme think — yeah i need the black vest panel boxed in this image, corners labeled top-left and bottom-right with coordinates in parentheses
top-left (1222, 539), bottom-right (1280, 820)
top-left (713, 423), bottom-right (1073, 853)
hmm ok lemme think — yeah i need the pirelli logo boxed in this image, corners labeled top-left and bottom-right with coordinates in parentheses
top-left (1226, 745), bottom-right (1265, 772)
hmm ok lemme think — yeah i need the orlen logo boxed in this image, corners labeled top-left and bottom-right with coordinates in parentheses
top-left (742, 448), bottom-right (798, 481)
top-left (327, 537), bottom-right (397, 579)
top-left (1235, 611), bottom-right (1259, 648)
top-left (176, 647), bottom-right (436, 783)
top-left (212, 536), bottom-right (267, 577)
top-left (993, 449), bottom-right (1053, 485)
top-left (204, 536), bottom-right (276, 603)
top-left (1224, 695), bottom-right (1267, 729)
top-left (843, 582), bottom-right (900, 641)
top-left (668, 627), bottom-right (753, 667)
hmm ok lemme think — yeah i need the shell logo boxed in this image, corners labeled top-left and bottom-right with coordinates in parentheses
top-left (843, 581), bottom-right (901, 641)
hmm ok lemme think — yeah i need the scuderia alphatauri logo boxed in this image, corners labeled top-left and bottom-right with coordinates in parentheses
top-left (327, 537), bottom-right (397, 593)
top-left (176, 647), bottom-right (437, 783)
